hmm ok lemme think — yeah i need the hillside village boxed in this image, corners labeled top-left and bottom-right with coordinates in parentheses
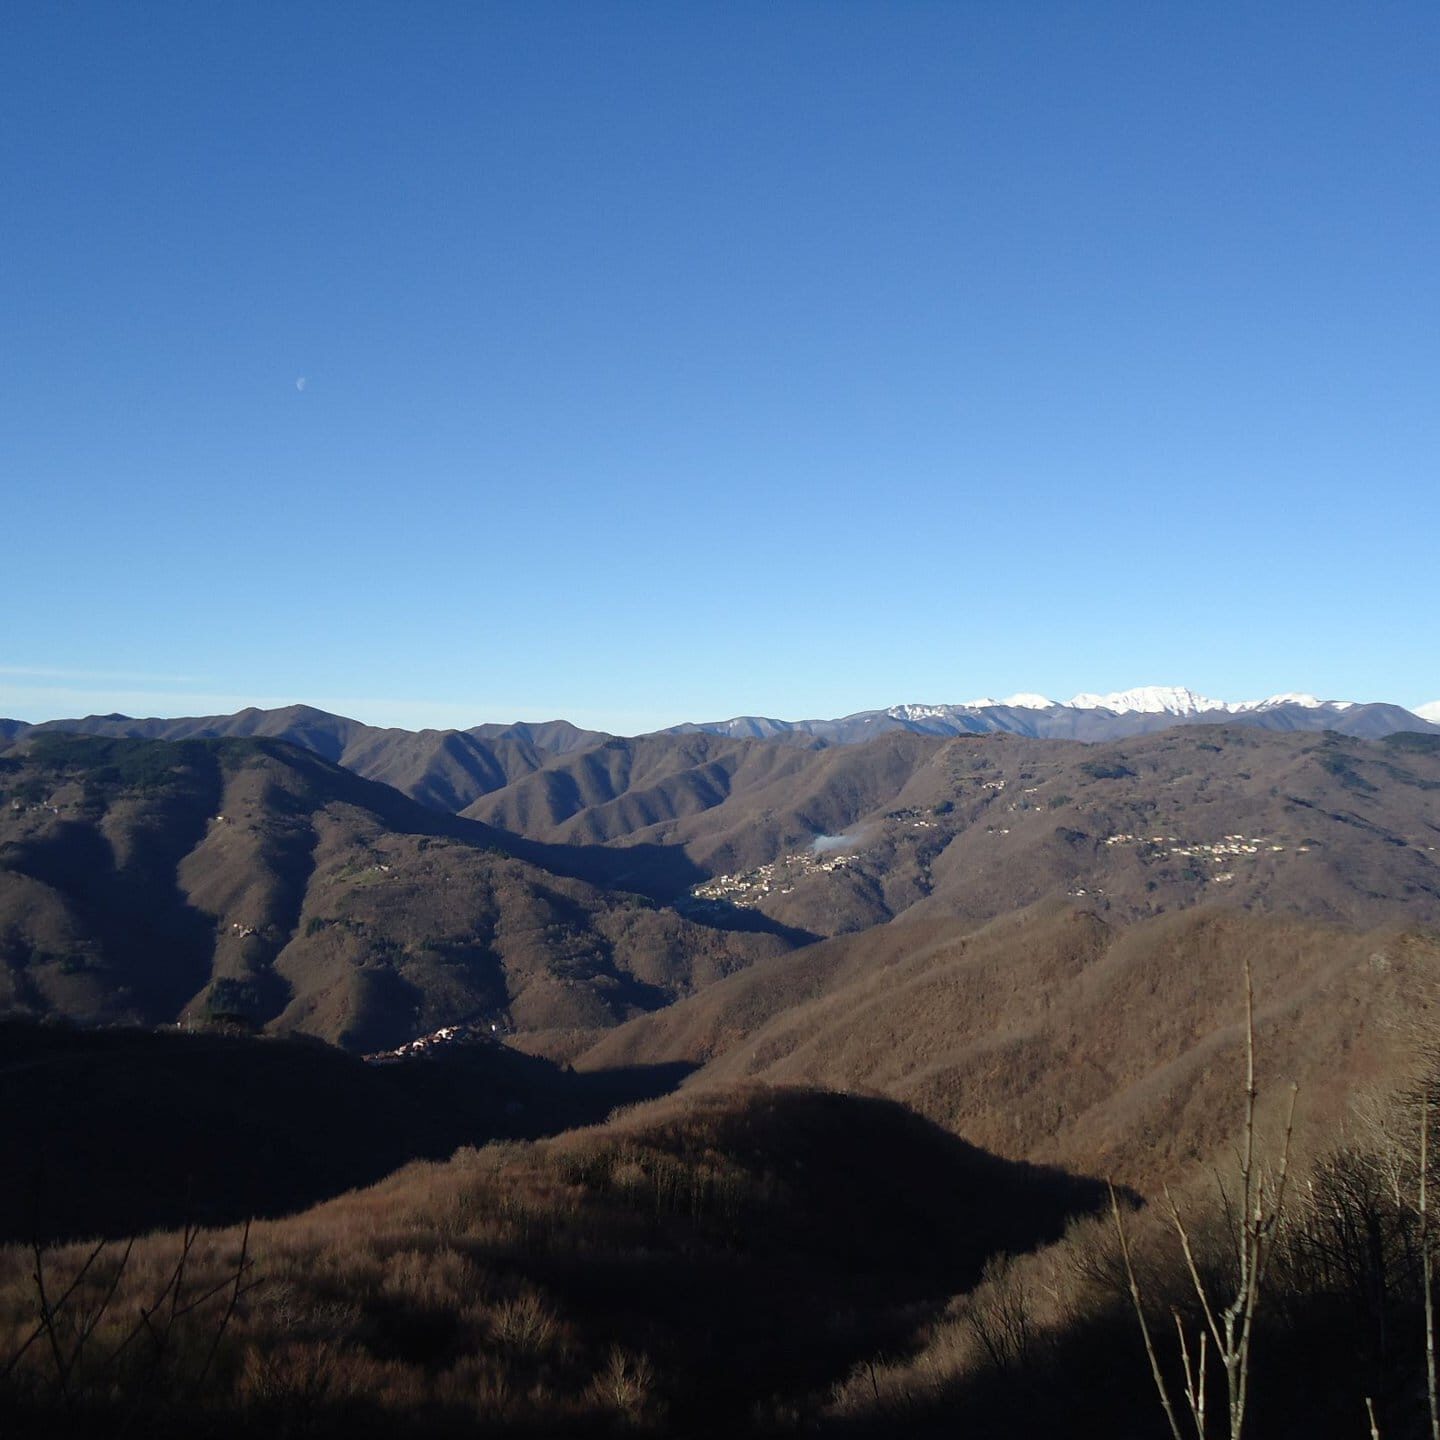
top-left (364, 1021), bottom-right (501, 1065)
top-left (687, 847), bottom-right (861, 910)
top-left (1104, 830), bottom-right (1304, 884)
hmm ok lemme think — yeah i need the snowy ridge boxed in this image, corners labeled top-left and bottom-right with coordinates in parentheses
top-left (677, 687), bottom-right (1439, 746)
top-left (1057, 686), bottom-right (1350, 716)
top-left (1236, 692), bottom-right (1326, 711)
top-left (887, 704), bottom-right (962, 722)
top-left (1065, 686), bottom-right (1224, 716)
top-left (900, 686), bottom-right (1355, 718)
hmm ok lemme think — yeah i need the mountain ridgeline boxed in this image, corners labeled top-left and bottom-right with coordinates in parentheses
top-left (669, 689), bottom-right (1440, 745)
top-left (4, 690), bottom-right (1437, 814)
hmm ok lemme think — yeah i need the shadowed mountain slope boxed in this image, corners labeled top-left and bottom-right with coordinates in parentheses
top-left (0, 735), bottom-right (787, 1049)
top-left (0, 1081), bottom-right (1113, 1437)
top-left (462, 728), bottom-right (924, 861)
top-left (1, 717), bottom-right (1437, 1438)
top-left (0, 1018), bottom-right (702, 1243)
top-left (3, 726), bottom-right (1434, 1047)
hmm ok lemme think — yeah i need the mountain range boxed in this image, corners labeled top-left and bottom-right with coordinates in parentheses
top-left (671, 684), bottom-right (1440, 744)
top-left (4, 683), bottom-right (1438, 760)
top-left (0, 688), bottom-right (1434, 824)
top-left (3, 707), bottom-right (1438, 1056)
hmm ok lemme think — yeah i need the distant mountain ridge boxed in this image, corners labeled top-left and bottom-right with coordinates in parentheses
top-left (2, 695), bottom-right (1436, 827)
top-left (3, 688), bottom-right (1436, 762)
top-left (0, 705), bottom-right (613, 814)
top-left (671, 686), bottom-right (1440, 745)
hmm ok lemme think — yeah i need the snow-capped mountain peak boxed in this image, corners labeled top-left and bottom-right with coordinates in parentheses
top-left (960, 693), bottom-right (1057, 710)
top-left (1232, 693), bottom-right (1326, 712)
top-left (1064, 686), bottom-right (1224, 716)
top-left (891, 693), bottom-right (1060, 720)
top-left (886, 703), bottom-right (955, 722)
top-left (896, 687), bottom-right (1379, 720)
top-left (728, 687), bottom-right (1434, 749)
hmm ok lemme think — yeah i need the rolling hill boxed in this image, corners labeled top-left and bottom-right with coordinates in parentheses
top-left (3, 726), bottom-right (1437, 1047)
top-left (571, 902), bottom-right (1440, 1189)
top-left (0, 715), bottom-right (1437, 1438)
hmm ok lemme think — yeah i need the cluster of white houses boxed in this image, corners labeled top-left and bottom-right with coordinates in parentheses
top-left (1103, 831), bottom-right (1306, 870)
top-left (689, 848), bottom-right (860, 909)
top-left (364, 1021), bottom-right (499, 1065)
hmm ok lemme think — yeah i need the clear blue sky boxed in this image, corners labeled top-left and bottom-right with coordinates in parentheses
top-left (3, 2), bottom-right (1437, 731)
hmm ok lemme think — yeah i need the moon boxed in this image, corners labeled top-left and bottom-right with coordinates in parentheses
top-left (295, 377), bottom-right (308, 392)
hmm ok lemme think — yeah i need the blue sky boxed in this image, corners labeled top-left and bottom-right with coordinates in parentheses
top-left (3, 2), bottom-right (1437, 731)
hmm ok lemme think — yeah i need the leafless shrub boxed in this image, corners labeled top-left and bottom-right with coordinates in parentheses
top-left (489, 1291), bottom-right (560, 1359)
top-left (590, 1344), bottom-right (659, 1425)
top-left (236, 1336), bottom-right (341, 1411)
top-left (966, 1253), bottom-right (1035, 1374)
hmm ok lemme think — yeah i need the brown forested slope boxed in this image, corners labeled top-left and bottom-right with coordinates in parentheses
top-left (573, 902), bottom-right (1440, 1189)
top-left (471, 728), bottom-right (1440, 938)
top-left (0, 735), bottom-right (787, 1049)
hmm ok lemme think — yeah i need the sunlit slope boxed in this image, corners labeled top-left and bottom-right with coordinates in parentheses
top-left (576, 902), bottom-right (1440, 1187)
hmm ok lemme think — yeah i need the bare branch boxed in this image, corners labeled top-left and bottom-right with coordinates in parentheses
top-left (1172, 1313), bottom-right (1206, 1440)
top-left (193, 1220), bottom-right (253, 1394)
top-left (3, 1237), bottom-right (107, 1381)
top-left (31, 1240), bottom-right (73, 1408)
top-left (1110, 1182), bottom-right (1185, 1440)
top-left (68, 1237), bottom-right (135, 1379)
top-left (1164, 1183), bottom-right (1223, 1356)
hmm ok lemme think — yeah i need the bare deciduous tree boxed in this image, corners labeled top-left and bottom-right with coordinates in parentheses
top-left (1112, 952), bottom-right (1296, 1440)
